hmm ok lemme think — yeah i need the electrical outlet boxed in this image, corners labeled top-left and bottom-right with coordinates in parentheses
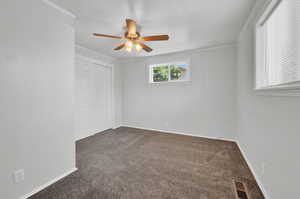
top-left (14, 169), bottom-right (25, 184)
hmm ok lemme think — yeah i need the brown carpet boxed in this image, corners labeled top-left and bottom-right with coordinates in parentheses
top-left (29, 127), bottom-right (265, 199)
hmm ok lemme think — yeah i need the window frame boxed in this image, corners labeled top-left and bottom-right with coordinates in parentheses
top-left (255, 0), bottom-right (300, 95)
top-left (149, 60), bottom-right (191, 84)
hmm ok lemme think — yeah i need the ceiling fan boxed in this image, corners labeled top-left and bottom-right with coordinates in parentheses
top-left (93, 19), bottom-right (169, 53)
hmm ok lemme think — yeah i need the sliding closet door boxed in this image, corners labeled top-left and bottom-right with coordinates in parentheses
top-left (75, 56), bottom-right (112, 140)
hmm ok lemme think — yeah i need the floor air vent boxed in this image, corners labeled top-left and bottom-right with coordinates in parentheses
top-left (233, 181), bottom-right (250, 199)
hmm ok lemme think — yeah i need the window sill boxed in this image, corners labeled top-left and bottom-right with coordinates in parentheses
top-left (149, 80), bottom-right (191, 84)
top-left (254, 81), bottom-right (300, 96)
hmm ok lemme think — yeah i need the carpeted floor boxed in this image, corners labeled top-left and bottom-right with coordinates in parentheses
top-left (29, 127), bottom-right (265, 199)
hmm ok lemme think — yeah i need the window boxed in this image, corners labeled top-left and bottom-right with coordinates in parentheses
top-left (149, 61), bottom-right (190, 83)
top-left (255, 0), bottom-right (300, 90)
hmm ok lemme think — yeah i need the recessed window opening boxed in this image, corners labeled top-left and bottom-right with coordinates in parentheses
top-left (255, 0), bottom-right (300, 90)
top-left (149, 61), bottom-right (190, 83)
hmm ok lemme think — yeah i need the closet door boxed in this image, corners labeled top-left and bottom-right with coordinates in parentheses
top-left (92, 64), bottom-right (112, 133)
top-left (75, 56), bottom-right (112, 140)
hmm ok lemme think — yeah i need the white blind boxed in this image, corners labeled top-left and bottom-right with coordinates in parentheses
top-left (265, 0), bottom-right (300, 86)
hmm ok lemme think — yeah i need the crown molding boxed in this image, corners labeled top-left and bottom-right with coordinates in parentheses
top-left (238, 0), bottom-right (271, 41)
top-left (75, 44), bottom-right (117, 64)
top-left (117, 41), bottom-right (237, 63)
top-left (42, 0), bottom-right (76, 19)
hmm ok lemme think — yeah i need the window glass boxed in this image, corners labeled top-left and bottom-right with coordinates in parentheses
top-left (149, 62), bottom-right (190, 83)
top-left (153, 65), bottom-right (169, 82)
top-left (170, 64), bottom-right (188, 81)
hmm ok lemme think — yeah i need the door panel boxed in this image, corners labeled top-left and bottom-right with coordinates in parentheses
top-left (93, 65), bottom-right (112, 132)
top-left (75, 57), bottom-right (112, 140)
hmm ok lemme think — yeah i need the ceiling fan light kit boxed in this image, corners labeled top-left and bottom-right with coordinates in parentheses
top-left (93, 19), bottom-right (169, 53)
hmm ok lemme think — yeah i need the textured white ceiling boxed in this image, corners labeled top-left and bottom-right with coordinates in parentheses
top-left (51, 0), bottom-right (256, 58)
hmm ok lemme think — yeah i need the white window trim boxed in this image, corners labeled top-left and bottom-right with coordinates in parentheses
top-left (149, 60), bottom-right (191, 84)
top-left (254, 0), bottom-right (300, 96)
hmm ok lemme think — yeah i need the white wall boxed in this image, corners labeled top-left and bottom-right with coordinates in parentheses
top-left (0, 1), bottom-right (76, 198)
top-left (237, 0), bottom-right (300, 198)
top-left (120, 45), bottom-right (237, 140)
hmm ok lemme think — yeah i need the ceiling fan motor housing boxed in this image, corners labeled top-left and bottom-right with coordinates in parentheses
top-left (125, 31), bottom-right (141, 40)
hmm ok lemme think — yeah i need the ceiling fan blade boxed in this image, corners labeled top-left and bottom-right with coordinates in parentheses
top-left (126, 19), bottom-right (137, 36)
top-left (142, 35), bottom-right (169, 41)
top-left (114, 43), bottom-right (126, 50)
top-left (93, 33), bottom-right (123, 39)
top-left (139, 43), bottom-right (153, 52)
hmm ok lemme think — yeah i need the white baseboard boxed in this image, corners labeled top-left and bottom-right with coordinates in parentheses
top-left (19, 167), bottom-right (78, 199)
top-left (112, 125), bottom-right (122, 130)
top-left (121, 124), bottom-right (236, 142)
top-left (76, 133), bottom-right (92, 141)
top-left (75, 127), bottom-right (114, 141)
top-left (236, 142), bottom-right (269, 199)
